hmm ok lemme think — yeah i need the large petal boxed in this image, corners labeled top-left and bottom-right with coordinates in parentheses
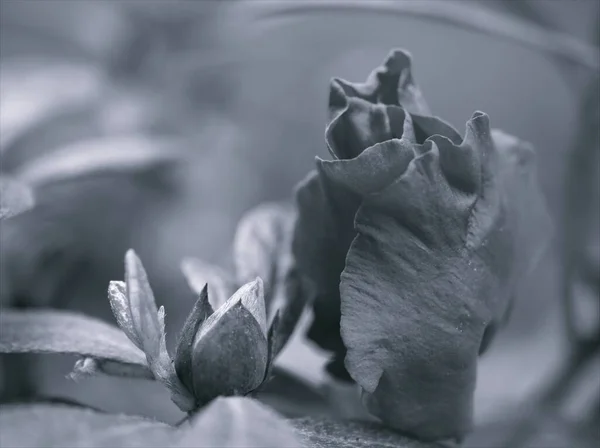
top-left (339, 113), bottom-right (522, 441)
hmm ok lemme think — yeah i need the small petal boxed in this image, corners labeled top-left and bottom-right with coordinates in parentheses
top-left (236, 278), bottom-right (268, 338)
top-left (175, 284), bottom-right (214, 394)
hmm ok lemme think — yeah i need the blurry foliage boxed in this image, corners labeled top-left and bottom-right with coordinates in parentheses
top-left (0, 0), bottom-right (598, 446)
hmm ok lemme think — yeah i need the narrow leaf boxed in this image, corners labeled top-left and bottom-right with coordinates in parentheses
top-left (176, 397), bottom-right (301, 448)
top-left (180, 257), bottom-right (237, 310)
top-left (0, 309), bottom-right (147, 367)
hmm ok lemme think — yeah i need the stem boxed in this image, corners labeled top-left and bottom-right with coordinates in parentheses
top-left (251, 0), bottom-right (599, 71)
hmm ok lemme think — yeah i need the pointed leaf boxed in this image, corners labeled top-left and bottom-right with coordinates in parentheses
top-left (123, 250), bottom-right (196, 412)
top-left (175, 284), bottom-right (214, 394)
top-left (176, 397), bottom-right (301, 447)
top-left (233, 202), bottom-right (296, 308)
top-left (124, 249), bottom-right (163, 362)
top-left (0, 309), bottom-right (148, 369)
top-left (180, 257), bottom-right (237, 310)
top-left (0, 176), bottom-right (35, 220)
top-left (0, 403), bottom-right (175, 448)
top-left (108, 281), bottom-right (142, 350)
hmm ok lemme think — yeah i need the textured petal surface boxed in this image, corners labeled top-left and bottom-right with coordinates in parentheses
top-left (339, 113), bottom-right (551, 440)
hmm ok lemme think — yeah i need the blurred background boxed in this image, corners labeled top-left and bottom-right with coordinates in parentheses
top-left (0, 0), bottom-right (598, 445)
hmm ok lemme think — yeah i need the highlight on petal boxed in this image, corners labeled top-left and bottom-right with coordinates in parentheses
top-left (235, 278), bottom-right (268, 337)
top-left (107, 281), bottom-right (142, 350)
top-left (180, 257), bottom-right (237, 310)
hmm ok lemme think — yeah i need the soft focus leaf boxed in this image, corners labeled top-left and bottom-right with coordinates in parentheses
top-left (0, 398), bottom-right (301, 448)
top-left (176, 397), bottom-right (301, 448)
top-left (0, 403), bottom-right (175, 448)
top-left (233, 202), bottom-right (296, 309)
top-left (246, 0), bottom-right (600, 71)
top-left (0, 176), bottom-right (35, 220)
top-left (0, 59), bottom-right (104, 151)
top-left (0, 309), bottom-right (147, 368)
top-left (290, 418), bottom-right (456, 448)
top-left (13, 135), bottom-right (184, 188)
top-left (180, 257), bottom-right (237, 310)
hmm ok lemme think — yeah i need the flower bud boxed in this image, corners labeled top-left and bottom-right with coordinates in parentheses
top-left (175, 278), bottom-right (269, 406)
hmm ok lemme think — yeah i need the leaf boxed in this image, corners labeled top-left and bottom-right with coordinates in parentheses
top-left (290, 418), bottom-right (456, 448)
top-left (176, 397), bottom-right (302, 448)
top-left (0, 175), bottom-right (35, 220)
top-left (0, 59), bottom-right (104, 152)
top-left (0, 403), bottom-right (175, 448)
top-left (108, 281), bottom-right (143, 350)
top-left (0, 309), bottom-right (148, 369)
top-left (233, 202), bottom-right (296, 309)
top-left (124, 249), bottom-right (165, 364)
top-left (180, 257), bottom-right (237, 310)
top-left (122, 250), bottom-right (196, 412)
top-left (12, 135), bottom-right (184, 188)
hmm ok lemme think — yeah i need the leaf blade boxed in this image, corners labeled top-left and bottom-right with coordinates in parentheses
top-left (0, 309), bottom-right (147, 367)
